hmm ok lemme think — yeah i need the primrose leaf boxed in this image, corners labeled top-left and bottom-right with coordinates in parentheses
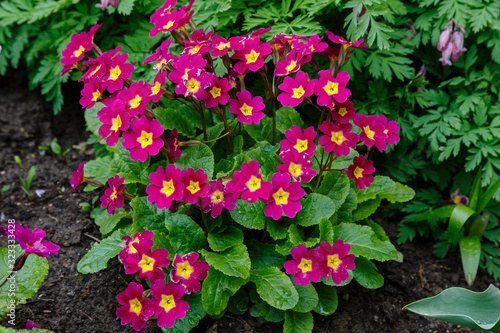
top-left (276, 107), bottom-right (304, 133)
top-left (352, 198), bottom-right (382, 222)
top-left (202, 268), bottom-right (247, 316)
top-left (245, 116), bottom-right (277, 144)
top-left (166, 292), bottom-right (206, 333)
top-left (284, 310), bottom-right (314, 333)
top-left (207, 226), bottom-right (244, 252)
top-left (291, 278), bottom-right (318, 313)
top-left (246, 239), bottom-right (287, 269)
top-left (250, 267), bottom-right (299, 310)
top-left (175, 143), bottom-right (215, 180)
top-left (293, 193), bottom-right (336, 226)
top-left (201, 244), bottom-right (251, 279)
top-left (90, 207), bottom-right (129, 235)
top-left (317, 171), bottom-right (350, 211)
top-left (130, 196), bottom-right (171, 233)
top-left (249, 288), bottom-right (285, 322)
top-left (154, 107), bottom-right (196, 137)
top-left (355, 176), bottom-right (415, 203)
top-left (313, 283), bottom-right (338, 316)
top-left (353, 256), bottom-right (384, 289)
top-left (85, 102), bottom-right (104, 136)
top-left (230, 200), bottom-right (266, 230)
top-left (165, 214), bottom-right (206, 255)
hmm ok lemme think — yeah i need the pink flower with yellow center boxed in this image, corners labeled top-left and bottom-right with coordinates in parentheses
top-left (149, 71), bottom-right (167, 103)
top-left (149, 9), bottom-right (186, 37)
top-left (151, 281), bottom-right (189, 328)
top-left (81, 46), bottom-right (122, 83)
top-left (211, 35), bottom-right (244, 57)
top-left (105, 52), bottom-right (135, 93)
top-left (168, 54), bottom-right (206, 85)
top-left (229, 90), bottom-right (266, 125)
top-left (274, 50), bottom-right (304, 76)
top-left (60, 24), bottom-right (102, 70)
top-left (167, 128), bottom-right (182, 161)
top-left (79, 78), bottom-right (107, 109)
top-left (312, 70), bottom-right (351, 107)
top-left (226, 160), bottom-right (272, 202)
top-left (318, 121), bottom-right (359, 157)
top-left (116, 282), bottom-right (154, 332)
top-left (264, 172), bottom-right (305, 220)
top-left (179, 168), bottom-right (210, 205)
top-left (69, 161), bottom-right (85, 192)
top-left (182, 29), bottom-right (213, 57)
top-left (201, 178), bottom-right (237, 218)
top-left (353, 114), bottom-right (387, 149)
top-left (149, 0), bottom-right (177, 23)
top-left (284, 244), bottom-right (321, 286)
top-left (146, 165), bottom-right (185, 210)
top-left (280, 125), bottom-right (317, 157)
top-left (232, 37), bottom-right (272, 74)
top-left (376, 115), bottom-right (400, 151)
top-left (346, 155), bottom-right (375, 190)
top-left (118, 230), bottom-right (154, 262)
top-left (175, 70), bottom-right (212, 101)
top-left (169, 252), bottom-right (210, 293)
top-left (277, 150), bottom-right (317, 183)
top-left (98, 99), bottom-right (131, 147)
top-left (330, 100), bottom-right (356, 124)
top-left (12, 224), bottom-right (60, 258)
top-left (118, 81), bottom-right (152, 117)
top-left (325, 32), bottom-right (367, 51)
top-left (143, 39), bottom-right (177, 70)
top-left (124, 241), bottom-right (170, 282)
top-left (100, 175), bottom-right (125, 215)
top-left (122, 116), bottom-right (164, 162)
top-left (317, 240), bottom-right (356, 284)
top-left (277, 71), bottom-right (315, 107)
top-left (205, 76), bottom-right (231, 108)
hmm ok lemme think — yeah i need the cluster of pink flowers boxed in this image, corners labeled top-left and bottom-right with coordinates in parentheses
top-left (117, 230), bottom-right (209, 331)
top-left (284, 241), bottom-right (355, 286)
top-left (437, 20), bottom-right (467, 66)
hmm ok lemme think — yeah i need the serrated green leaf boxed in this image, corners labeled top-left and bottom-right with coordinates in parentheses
top-left (117, 0), bottom-right (135, 15)
top-left (276, 108), bottom-right (304, 133)
top-left (154, 107), bottom-right (197, 137)
top-left (313, 283), bottom-right (338, 316)
top-left (245, 116), bottom-right (276, 144)
top-left (165, 214), bottom-right (206, 255)
top-left (230, 200), bottom-right (266, 229)
top-left (202, 268), bottom-right (247, 316)
top-left (355, 176), bottom-right (415, 203)
top-left (291, 278), bottom-right (318, 313)
top-left (250, 267), bottom-right (299, 310)
top-left (130, 196), bottom-right (171, 233)
top-left (201, 244), bottom-right (251, 279)
top-left (246, 239), bottom-right (286, 269)
top-left (175, 143), bottom-right (215, 179)
top-left (353, 256), bottom-right (384, 289)
top-left (207, 226), bottom-right (244, 252)
top-left (317, 171), bottom-right (350, 211)
top-left (90, 207), bottom-right (129, 235)
top-left (293, 193), bottom-right (336, 226)
top-left (352, 198), bottom-right (381, 222)
top-left (284, 310), bottom-right (313, 333)
top-left (249, 288), bottom-right (285, 322)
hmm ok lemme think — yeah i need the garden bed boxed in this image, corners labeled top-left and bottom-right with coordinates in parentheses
top-left (0, 74), bottom-right (498, 332)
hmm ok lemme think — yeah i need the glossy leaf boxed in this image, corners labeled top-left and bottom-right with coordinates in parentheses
top-left (317, 171), bottom-right (350, 211)
top-left (284, 311), bottom-right (314, 333)
top-left (207, 226), bottom-right (244, 252)
top-left (353, 256), bottom-right (384, 289)
top-left (313, 283), bottom-right (338, 316)
top-left (166, 292), bottom-right (206, 333)
top-left (165, 214), bottom-right (206, 255)
top-left (459, 236), bottom-right (481, 286)
top-left (276, 107), bottom-right (304, 133)
top-left (447, 204), bottom-right (476, 249)
top-left (291, 278), bottom-right (319, 313)
top-left (468, 169), bottom-right (482, 211)
top-left (477, 177), bottom-right (500, 213)
top-left (201, 244), bottom-right (251, 279)
top-left (201, 268), bottom-right (247, 316)
top-left (230, 200), bottom-right (266, 229)
top-left (174, 143), bottom-right (215, 179)
top-left (293, 193), bottom-right (336, 227)
top-left (250, 267), bottom-right (299, 310)
top-left (246, 239), bottom-right (286, 269)
top-left (355, 175), bottom-right (415, 203)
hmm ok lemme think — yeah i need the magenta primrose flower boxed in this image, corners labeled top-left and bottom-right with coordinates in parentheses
top-left (277, 71), bottom-right (315, 108)
top-left (150, 9), bottom-right (186, 37)
top-left (346, 155), bottom-right (375, 190)
top-left (211, 35), bottom-right (244, 57)
top-left (353, 114), bottom-right (387, 151)
top-left (229, 90), bottom-right (266, 125)
top-left (122, 116), bottom-right (164, 162)
top-left (280, 125), bottom-right (317, 157)
top-left (167, 128), bottom-right (182, 161)
top-left (325, 32), bottom-right (367, 51)
top-left (330, 100), bottom-right (356, 124)
top-left (180, 168), bottom-right (210, 204)
top-left (116, 282), bottom-right (154, 332)
top-left (227, 160), bottom-right (272, 202)
top-left (313, 70), bottom-right (351, 107)
top-left (317, 240), bottom-right (356, 284)
top-left (12, 223), bottom-right (60, 257)
top-left (264, 172), bottom-right (305, 220)
top-left (168, 54), bottom-right (206, 85)
top-left (284, 244), bottom-right (321, 286)
top-left (318, 121), bottom-right (359, 157)
top-left (69, 161), bottom-right (85, 192)
top-left (376, 115), bottom-right (400, 149)
top-left (124, 241), bottom-right (170, 282)
top-left (275, 50), bottom-right (303, 76)
top-left (119, 230), bottom-right (154, 262)
top-left (182, 29), bottom-right (213, 57)
top-left (149, 71), bottom-right (167, 102)
top-left (25, 320), bottom-right (40, 330)
top-left (151, 281), bottom-right (189, 328)
top-left (176, 70), bottom-right (212, 101)
top-left (105, 52), bottom-right (135, 93)
top-left (100, 175), bottom-right (125, 214)
top-left (201, 178), bottom-right (238, 218)
top-left (146, 164), bottom-right (185, 210)
top-left (118, 81), bottom-right (152, 117)
top-left (79, 78), bottom-right (107, 109)
top-left (143, 39), bottom-right (177, 71)
top-left (170, 252), bottom-right (210, 294)
top-left (81, 46), bottom-right (122, 83)
top-left (205, 76), bottom-right (231, 108)
top-left (98, 99), bottom-right (131, 147)
top-left (232, 37), bottom-right (272, 74)
top-left (60, 24), bottom-right (101, 69)
top-left (277, 150), bottom-right (317, 183)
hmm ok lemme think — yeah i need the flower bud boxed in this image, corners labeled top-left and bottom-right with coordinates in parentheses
top-left (437, 25), bottom-right (452, 51)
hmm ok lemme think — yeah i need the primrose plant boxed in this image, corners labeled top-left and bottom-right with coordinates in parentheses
top-left (65, 0), bottom-right (414, 331)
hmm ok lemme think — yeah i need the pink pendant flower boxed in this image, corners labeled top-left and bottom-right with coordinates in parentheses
top-left (98, 99), bottom-right (131, 147)
top-left (312, 70), bottom-right (351, 107)
top-left (232, 37), bottom-right (272, 74)
top-left (151, 281), bottom-right (189, 328)
top-left (146, 165), bottom-right (185, 210)
top-left (205, 76), bottom-right (231, 108)
top-left (229, 90), bottom-right (266, 125)
top-left (226, 160), bottom-right (272, 202)
top-left (119, 230), bottom-right (154, 262)
top-left (167, 128), bottom-right (182, 161)
top-left (277, 150), bottom-right (317, 183)
top-left (122, 116), bottom-right (164, 162)
top-left (284, 244), bottom-right (321, 286)
top-left (264, 172), bottom-right (305, 220)
top-left (100, 175), bottom-right (126, 215)
top-left (318, 122), bottom-right (359, 157)
top-left (201, 178), bottom-right (238, 218)
top-left (330, 100), bottom-right (356, 124)
top-left (124, 241), bottom-right (170, 282)
top-left (280, 125), bottom-right (317, 157)
top-left (116, 282), bottom-right (154, 332)
top-left (317, 240), bottom-right (356, 284)
top-left (170, 252), bottom-right (210, 293)
top-left (105, 52), bottom-right (135, 93)
top-left (179, 168), bottom-right (210, 204)
top-left (277, 71), bottom-right (315, 107)
top-left (346, 155), bottom-right (375, 190)
top-left (69, 161), bottom-right (85, 192)
top-left (12, 224), bottom-right (60, 257)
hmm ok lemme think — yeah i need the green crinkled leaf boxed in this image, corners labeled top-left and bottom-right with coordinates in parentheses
top-left (293, 193), bottom-right (336, 227)
top-left (201, 244), bottom-right (251, 279)
top-left (249, 288), bottom-right (285, 322)
top-left (352, 198), bottom-right (382, 222)
top-left (230, 200), bottom-right (266, 229)
top-left (353, 256), bottom-right (384, 289)
top-left (284, 310), bottom-right (314, 333)
top-left (291, 277), bottom-right (318, 313)
top-left (355, 176), bottom-right (415, 203)
top-left (202, 268), bottom-right (247, 316)
top-left (250, 267), bottom-right (299, 310)
top-left (317, 171), bottom-right (350, 211)
top-left (267, 218), bottom-right (288, 240)
top-left (154, 107), bottom-right (196, 137)
top-left (404, 285), bottom-right (500, 332)
top-left (245, 116), bottom-right (276, 144)
top-left (165, 292), bottom-right (206, 333)
top-left (131, 196), bottom-right (171, 233)
top-left (288, 224), bottom-right (319, 248)
top-left (175, 143), bottom-right (215, 179)
top-left (276, 108), bottom-right (304, 133)
top-left (84, 102), bottom-right (104, 136)
top-left (337, 189), bottom-right (358, 222)
top-left (165, 214), bottom-right (206, 255)
top-left (90, 207), bottom-right (129, 235)
top-left (319, 219), bottom-right (334, 244)
top-left (333, 223), bottom-right (398, 261)
top-left (83, 156), bottom-right (112, 185)
top-left (207, 226), bottom-right (244, 252)
top-left (313, 283), bottom-right (338, 316)
top-left (246, 239), bottom-right (286, 269)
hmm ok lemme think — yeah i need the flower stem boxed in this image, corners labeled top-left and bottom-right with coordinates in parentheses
top-left (261, 216), bottom-right (269, 242)
top-left (199, 198), bottom-right (209, 234)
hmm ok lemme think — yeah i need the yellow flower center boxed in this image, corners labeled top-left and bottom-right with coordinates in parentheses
top-left (110, 115), bottom-right (122, 132)
top-left (245, 175), bottom-right (261, 192)
top-left (129, 95), bottom-right (142, 109)
top-left (273, 187), bottom-right (289, 205)
top-left (187, 78), bottom-right (200, 93)
top-left (129, 298), bottom-right (142, 316)
top-left (327, 254), bottom-right (342, 270)
top-left (138, 254), bottom-right (156, 273)
top-left (91, 65), bottom-right (101, 76)
top-left (110, 188), bottom-right (118, 200)
top-left (109, 65), bottom-right (122, 81)
top-left (128, 238), bottom-right (140, 254)
top-left (210, 86), bottom-right (221, 98)
top-left (182, 68), bottom-right (190, 80)
top-left (309, 45), bottom-right (315, 52)
top-left (240, 103), bottom-right (253, 116)
top-left (159, 294), bottom-right (176, 313)
top-left (211, 190), bottom-right (224, 204)
top-left (286, 60), bottom-right (297, 72)
top-left (363, 126), bottom-right (375, 140)
top-left (384, 129), bottom-right (388, 134)
top-left (73, 45), bottom-right (85, 58)
top-left (323, 81), bottom-right (338, 95)
top-left (151, 82), bottom-right (161, 95)
top-left (189, 45), bottom-right (202, 55)
top-left (338, 107), bottom-right (348, 116)
top-left (175, 261), bottom-right (194, 279)
top-left (291, 86), bottom-right (305, 99)
top-left (216, 42), bottom-right (230, 50)
top-left (91, 90), bottom-right (101, 102)
top-left (288, 162), bottom-right (303, 179)
top-left (298, 258), bottom-right (312, 273)
top-left (293, 139), bottom-right (308, 153)
top-left (186, 180), bottom-right (200, 194)
top-left (353, 166), bottom-right (364, 179)
top-left (245, 49), bottom-right (260, 64)
top-left (163, 21), bottom-right (175, 30)
top-left (137, 131), bottom-right (153, 148)
top-left (160, 180), bottom-right (175, 197)
top-left (330, 131), bottom-right (346, 145)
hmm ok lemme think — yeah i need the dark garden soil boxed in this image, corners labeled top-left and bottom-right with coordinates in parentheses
top-left (1, 71), bottom-right (498, 333)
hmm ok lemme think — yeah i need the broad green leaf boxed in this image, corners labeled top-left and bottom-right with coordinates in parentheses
top-left (293, 193), bottom-right (336, 227)
top-left (77, 227), bottom-right (130, 274)
top-left (90, 207), bottom-right (129, 235)
top-left (165, 214), bottom-right (206, 255)
top-left (246, 239), bottom-right (286, 269)
top-left (130, 196), bottom-right (171, 233)
top-left (353, 256), bottom-right (384, 289)
top-left (207, 226), bottom-right (244, 252)
top-left (355, 176), bottom-right (415, 203)
top-left (245, 116), bottom-right (276, 144)
top-left (403, 205), bottom-right (455, 223)
top-left (249, 288), bottom-right (285, 322)
top-left (284, 311), bottom-right (313, 333)
top-left (288, 224), bottom-right (319, 248)
top-left (459, 236), bottom-right (481, 287)
top-left (175, 144), bottom-right (215, 179)
top-left (154, 107), bottom-right (196, 137)
top-left (250, 267), bottom-right (299, 310)
top-left (317, 171), bottom-right (350, 211)
top-left (291, 278), bottom-right (318, 313)
top-left (227, 289), bottom-right (249, 315)
top-left (230, 200), bottom-right (266, 229)
top-left (201, 268), bottom-right (247, 316)
top-left (276, 108), bottom-right (304, 133)
top-left (478, 177), bottom-right (500, 213)
top-left (447, 204), bottom-right (476, 249)
top-left (267, 218), bottom-right (288, 240)
top-left (352, 198), bottom-right (381, 222)
top-left (321, 270), bottom-right (353, 287)
top-left (84, 102), bottom-right (104, 136)
top-left (83, 156), bottom-right (112, 185)
top-left (404, 285), bottom-right (500, 332)
top-left (333, 223), bottom-right (398, 261)
top-left (201, 244), bottom-right (251, 279)
top-left (313, 284), bottom-right (338, 316)
top-left (319, 218), bottom-right (334, 244)
top-left (165, 292), bottom-right (206, 333)
top-left (244, 147), bottom-right (281, 180)
top-left (337, 189), bottom-right (358, 222)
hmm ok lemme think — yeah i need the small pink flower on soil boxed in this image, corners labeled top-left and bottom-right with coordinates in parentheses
top-left (150, 9), bottom-right (186, 37)
top-left (25, 320), bottom-right (40, 330)
top-left (149, 71), bottom-right (167, 103)
top-left (151, 281), bottom-right (189, 328)
top-left (12, 224), bottom-right (60, 257)
top-left (146, 165), bottom-right (185, 210)
top-left (229, 90), bottom-right (266, 125)
top-left (318, 121), bottom-right (359, 157)
top-left (167, 128), bottom-right (182, 161)
top-left (116, 282), bottom-right (154, 332)
top-left (60, 24), bottom-right (102, 67)
top-left (201, 178), bottom-right (238, 218)
top-left (284, 244), bottom-right (321, 286)
top-left (124, 241), bottom-right (170, 282)
top-left (119, 230), bottom-right (154, 262)
top-left (264, 172), bottom-right (305, 220)
top-left (330, 100), bottom-right (356, 124)
top-left (69, 161), bottom-right (85, 192)
top-left (170, 252), bottom-right (210, 293)
top-left (118, 81), bottom-right (152, 117)
top-left (98, 99), bottom-right (131, 147)
top-left (346, 155), bottom-right (375, 190)
top-left (179, 168), bottom-right (210, 204)
top-left (280, 125), bottom-right (317, 157)
top-left (105, 52), bottom-right (135, 93)
top-left (317, 240), bottom-right (356, 284)
top-left (277, 150), bottom-right (317, 183)
top-left (277, 71), bottom-right (315, 107)
top-left (122, 116), bottom-right (164, 162)
top-left (206, 76), bottom-right (231, 108)
top-left (353, 114), bottom-right (387, 150)
top-left (325, 32), bottom-right (367, 51)
top-left (232, 37), bottom-right (272, 74)
top-left (211, 35), bottom-right (244, 57)
top-left (79, 78), bottom-right (107, 109)
top-left (226, 160), bottom-right (272, 202)
top-left (100, 175), bottom-right (126, 215)
top-left (312, 70), bottom-right (351, 107)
